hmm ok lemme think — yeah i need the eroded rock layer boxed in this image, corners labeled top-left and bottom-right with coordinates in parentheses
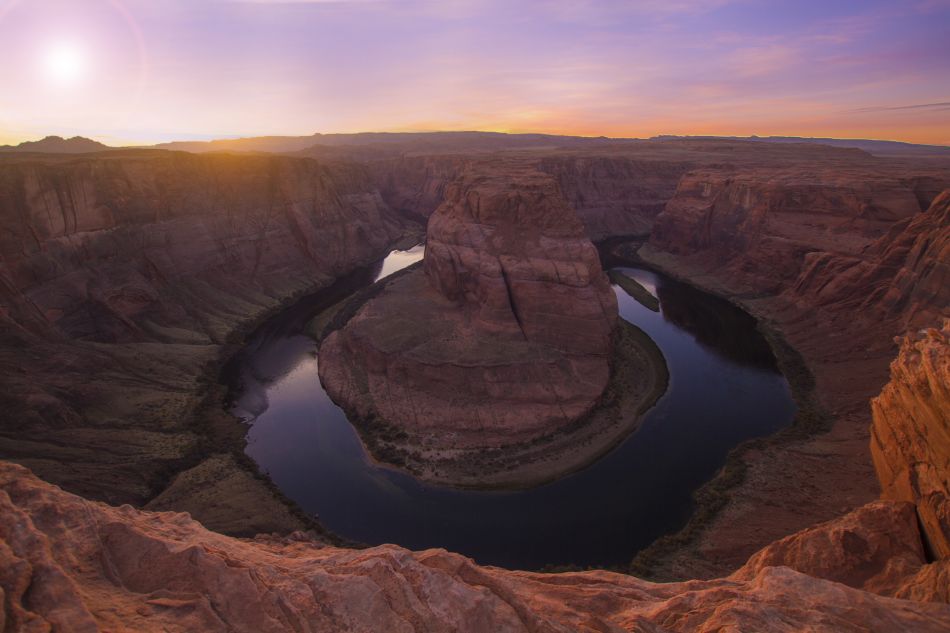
top-left (871, 321), bottom-right (950, 559)
top-left (3, 461), bottom-right (950, 633)
top-left (319, 166), bottom-right (618, 457)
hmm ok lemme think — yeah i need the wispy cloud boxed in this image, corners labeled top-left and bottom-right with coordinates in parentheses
top-left (849, 102), bottom-right (950, 113)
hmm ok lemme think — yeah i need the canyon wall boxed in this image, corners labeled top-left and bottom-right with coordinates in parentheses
top-left (366, 155), bottom-right (468, 221)
top-left (0, 151), bottom-right (406, 530)
top-left (871, 322), bottom-right (950, 560)
top-left (649, 168), bottom-right (938, 292)
top-left (0, 151), bottom-right (402, 343)
top-left (637, 161), bottom-right (949, 578)
top-left (537, 154), bottom-right (691, 239)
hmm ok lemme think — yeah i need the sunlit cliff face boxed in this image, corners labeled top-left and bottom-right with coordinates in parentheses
top-left (0, 0), bottom-right (948, 146)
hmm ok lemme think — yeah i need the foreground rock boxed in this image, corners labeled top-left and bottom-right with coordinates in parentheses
top-left (871, 321), bottom-right (950, 559)
top-left (3, 461), bottom-right (949, 633)
top-left (317, 166), bottom-right (664, 485)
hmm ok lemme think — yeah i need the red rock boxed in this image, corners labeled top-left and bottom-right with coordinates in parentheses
top-left (734, 500), bottom-right (937, 597)
top-left (3, 461), bottom-right (950, 633)
top-left (871, 321), bottom-right (950, 559)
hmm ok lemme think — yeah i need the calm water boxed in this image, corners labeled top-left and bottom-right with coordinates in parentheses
top-left (226, 246), bottom-right (795, 570)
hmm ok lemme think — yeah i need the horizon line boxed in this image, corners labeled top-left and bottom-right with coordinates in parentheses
top-left (5, 129), bottom-right (950, 149)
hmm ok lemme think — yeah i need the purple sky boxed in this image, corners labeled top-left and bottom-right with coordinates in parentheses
top-left (0, 0), bottom-right (948, 144)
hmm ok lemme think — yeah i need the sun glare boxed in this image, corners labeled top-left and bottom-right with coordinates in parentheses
top-left (43, 42), bottom-right (86, 87)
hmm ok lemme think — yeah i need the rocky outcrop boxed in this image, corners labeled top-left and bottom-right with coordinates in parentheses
top-left (318, 166), bottom-right (622, 478)
top-left (3, 460), bottom-right (950, 633)
top-left (0, 151), bottom-right (406, 524)
top-left (734, 501), bottom-right (945, 600)
top-left (423, 167), bottom-right (617, 353)
top-left (871, 321), bottom-right (950, 559)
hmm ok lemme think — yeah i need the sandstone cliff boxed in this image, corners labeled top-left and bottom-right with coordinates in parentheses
top-left (871, 321), bottom-right (950, 560)
top-left (3, 460), bottom-right (949, 633)
top-left (792, 190), bottom-right (950, 329)
top-left (537, 154), bottom-right (690, 239)
top-left (0, 151), bottom-right (406, 529)
top-left (367, 155), bottom-right (468, 221)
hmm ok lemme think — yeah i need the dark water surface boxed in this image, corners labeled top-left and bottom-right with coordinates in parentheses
top-left (226, 246), bottom-right (795, 570)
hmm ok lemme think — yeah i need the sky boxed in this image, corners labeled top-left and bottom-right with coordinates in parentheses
top-left (0, 0), bottom-right (948, 145)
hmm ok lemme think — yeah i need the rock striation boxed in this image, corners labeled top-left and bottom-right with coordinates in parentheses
top-left (3, 460), bottom-right (950, 633)
top-left (791, 190), bottom-right (950, 330)
top-left (318, 165), bottom-right (620, 472)
top-left (871, 321), bottom-right (950, 560)
top-left (537, 154), bottom-right (691, 239)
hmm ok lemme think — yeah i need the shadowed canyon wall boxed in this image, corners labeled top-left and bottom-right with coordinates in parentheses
top-left (0, 151), bottom-right (407, 531)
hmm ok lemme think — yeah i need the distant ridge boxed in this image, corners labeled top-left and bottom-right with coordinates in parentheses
top-left (152, 131), bottom-right (624, 155)
top-left (4, 131), bottom-right (947, 158)
top-left (652, 135), bottom-right (950, 157)
top-left (0, 135), bottom-right (112, 154)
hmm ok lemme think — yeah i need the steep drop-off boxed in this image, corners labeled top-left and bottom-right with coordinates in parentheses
top-left (871, 321), bottom-right (950, 560)
top-left (0, 151), bottom-right (407, 533)
top-left (537, 154), bottom-right (691, 239)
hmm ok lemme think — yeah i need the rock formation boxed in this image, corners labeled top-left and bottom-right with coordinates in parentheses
top-left (319, 166), bottom-right (619, 462)
top-left (871, 321), bottom-right (950, 559)
top-left (3, 461), bottom-right (950, 633)
top-left (734, 500), bottom-right (948, 602)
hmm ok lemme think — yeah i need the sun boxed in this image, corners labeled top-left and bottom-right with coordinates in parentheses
top-left (43, 42), bottom-right (87, 87)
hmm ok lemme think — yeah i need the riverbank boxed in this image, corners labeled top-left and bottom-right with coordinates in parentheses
top-left (142, 231), bottom-right (424, 539)
top-left (628, 242), bottom-right (879, 581)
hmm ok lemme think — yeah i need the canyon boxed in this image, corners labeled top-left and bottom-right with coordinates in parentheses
top-left (0, 134), bottom-right (948, 630)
